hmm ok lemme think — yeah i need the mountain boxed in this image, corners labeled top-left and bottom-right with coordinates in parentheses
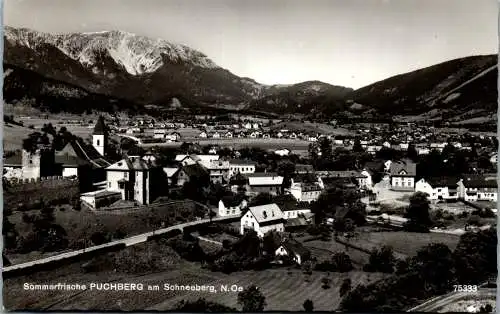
top-left (349, 55), bottom-right (498, 124)
top-left (3, 26), bottom-right (350, 115)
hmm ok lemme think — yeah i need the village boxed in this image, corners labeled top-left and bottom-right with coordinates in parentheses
top-left (2, 113), bottom-right (497, 311)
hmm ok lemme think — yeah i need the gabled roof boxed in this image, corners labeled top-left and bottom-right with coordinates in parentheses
top-left (57, 140), bottom-right (111, 169)
top-left (106, 156), bottom-right (153, 171)
top-left (246, 203), bottom-right (284, 224)
top-left (163, 167), bottom-right (180, 178)
top-left (93, 116), bottom-right (107, 135)
top-left (54, 154), bottom-right (90, 167)
top-left (390, 161), bottom-right (417, 177)
top-left (422, 177), bottom-right (459, 188)
top-left (248, 173), bottom-right (284, 186)
top-left (181, 163), bottom-right (208, 178)
top-left (221, 194), bottom-right (248, 207)
top-left (462, 175), bottom-right (498, 188)
top-left (280, 238), bottom-right (311, 256)
top-left (318, 170), bottom-right (366, 179)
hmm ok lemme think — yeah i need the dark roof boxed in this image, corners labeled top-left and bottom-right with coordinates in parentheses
top-left (280, 238), bottom-right (311, 257)
top-left (364, 161), bottom-right (384, 172)
top-left (321, 177), bottom-right (357, 188)
top-left (319, 171), bottom-right (366, 179)
top-left (221, 194), bottom-right (247, 207)
top-left (462, 175), bottom-right (498, 188)
top-left (390, 161), bottom-right (417, 177)
top-left (284, 217), bottom-right (309, 227)
top-left (54, 154), bottom-right (90, 167)
top-left (181, 163), bottom-right (208, 178)
top-left (424, 177), bottom-right (459, 188)
top-left (293, 173), bottom-right (318, 184)
top-left (93, 116), bottom-right (107, 135)
top-left (229, 159), bottom-right (257, 166)
top-left (4, 153), bottom-right (22, 166)
top-left (57, 140), bottom-right (111, 169)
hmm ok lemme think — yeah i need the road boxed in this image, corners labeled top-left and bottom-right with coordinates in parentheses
top-left (408, 288), bottom-right (496, 312)
top-left (2, 214), bottom-right (240, 273)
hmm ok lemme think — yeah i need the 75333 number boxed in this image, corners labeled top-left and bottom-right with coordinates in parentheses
top-left (453, 285), bottom-right (478, 292)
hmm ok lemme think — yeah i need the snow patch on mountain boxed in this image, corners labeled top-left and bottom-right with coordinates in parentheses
top-left (4, 26), bottom-right (220, 76)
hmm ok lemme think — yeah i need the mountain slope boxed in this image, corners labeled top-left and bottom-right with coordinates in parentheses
top-left (350, 55), bottom-right (498, 122)
top-left (3, 26), bottom-right (265, 108)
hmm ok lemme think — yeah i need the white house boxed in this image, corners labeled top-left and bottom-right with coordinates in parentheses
top-left (289, 183), bottom-right (322, 203)
top-left (165, 132), bottom-right (181, 142)
top-left (248, 173), bottom-right (284, 195)
top-left (153, 129), bottom-right (167, 139)
top-left (415, 177), bottom-right (459, 201)
top-left (490, 153), bottom-right (498, 165)
top-left (274, 148), bottom-right (291, 157)
top-left (240, 203), bottom-right (285, 237)
top-left (275, 239), bottom-right (311, 265)
top-left (229, 159), bottom-right (257, 177)
top-left (389, 161), bottom-right (417, 191)
top-left (218, 198), bottom-right (248, 217)
top-left (457, 176), bottom-right (498, 202)
top-left (105, 156), bottom-right (156, 205)
top-left (244, 122), bottom-right (252, 129)
top-left (199, 131), bottom-right (208, 138)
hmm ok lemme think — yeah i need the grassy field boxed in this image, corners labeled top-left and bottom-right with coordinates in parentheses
top-left (348, 231), bottom-right (461, 257)
top-left (6, 201), bottom-right (200, 264)
top-left (4, 238), bottom-right (389, 312)
top-left (298, 238), bottom-right (371, 266)
top-left (3, 123), bottom-right (36, 151)
top-left (140, 138), bottom-right (313, 151)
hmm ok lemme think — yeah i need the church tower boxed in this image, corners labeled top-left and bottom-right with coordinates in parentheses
top-left (92, 116), bottom-right (107, 157)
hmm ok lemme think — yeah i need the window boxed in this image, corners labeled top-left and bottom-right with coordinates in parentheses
top-left (226, 210), bottom-right (230, 215)
top-left (97, 139), bottom-right (100, 146)
top-left (109, 182), bottom-right (111, 188)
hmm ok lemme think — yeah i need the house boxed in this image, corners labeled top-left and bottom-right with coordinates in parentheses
top-left (457, 175), bottom-right (498, 202)
top-left (105, 156), bottom-right (167, 205)
top-left (229, 159), bottom-right (257, 177)
top-left (240, 203), bottom-right (285, 237)
top-left (212, 131), bottom-right (221, 139)
top-left (389, 161), bottom-right (417, 191)
top-left (249, 131), bottom-right (260, 138)
top-left (199, 131), bottom-right (208, 138)
top-left (367, 145), bottom-right (382, 155)
top-left (275, 238), bottom-right (311, 265)
top-left (205, 160), bottom-right (230, 184)
top-left (289, 182), bottom-right (322, 203)
top-left (165, 132), bottom-right (181, 142)
top-left (282, 207), bottom-right (312, 220)
top-left (247, 173), bottom-right (284, 195)
top-left (317, 171), bottom-right (369, 190)
top-left (218, 196), bottom-right (248, 217)
top-left (274, 148), bottom-right (291, 157)
top-left (318, 176), bottom-right (357, 190)
top-left (415, 177), bottom-right (460, 201)
top-left (225, 131), bottom-right (233, 138)
top-left (3, 147), bottom-right (53, 181)
top-left (163, 166), bottom-right (180, 186)
top-left (334, 139), bottom-right (344, 146)
top-left (175, 154), bottom-right (198, 166)
top-left (176, 163), bottom-right (210, 187)
top-left (244, 122), bottom-right (252, 129)
top-left (153, 129), bottom-right (167, 139)
top-left (289, 133), bottom-right (297, 139)
top-left (418, 148), bottom-right (430, 155)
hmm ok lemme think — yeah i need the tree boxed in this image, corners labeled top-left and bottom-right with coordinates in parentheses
top-left (406, 142), bottom-right (418, 161)
top-left (352, 138), bottom-right (364, 153)
top-left (365, 246), bottom-right (396, 273)
top-left (303, 299), bottom-right (314, 312)
top-left (237, 285), bottom-right (267, 312)
top-left (404, 192), bottom-right (432, 232)
top-left (277, 161), bottom-right (296, 188)
top-left (319, 137), bottom-right (333, 159)
top-left (339, 278), bottom-right (352, 297)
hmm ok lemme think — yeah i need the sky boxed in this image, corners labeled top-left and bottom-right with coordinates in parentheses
top-left (4, 0), bottom-right (498, 89)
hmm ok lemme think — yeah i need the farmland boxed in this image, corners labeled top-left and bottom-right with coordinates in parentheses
top-left (3, 240), bottom-right (389, 312)
top-left (346, 231), bottom-right (461, 257)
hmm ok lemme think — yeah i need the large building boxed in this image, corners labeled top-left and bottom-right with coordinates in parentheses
top-left (247, 173), bottom-right (284, 195)
top-left (415, 177), bottom-right (459, 201)
top-left (105, 156), bottom-right (167, 205)
top-left (457, 175), bottom-right (498, 202)
top-left (229, 159), bottom-right (256, 177)
top-left (240, 203), bottom-right (285, 237)
top-left (389, 161), bottom-right (417, 191)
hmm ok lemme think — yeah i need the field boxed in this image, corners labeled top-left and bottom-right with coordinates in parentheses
top-left (3, 245), bottom-right (388, 312)
top-left (348, 231), bottom-right (461, 257)
top-left (6, 201), bottom-right (200, 264)
top-left (140, 138), bottom-right (313, 151)
top-left (297, 238), bottom-right (371, 266)
top-left (3, 123), bottom-right (37, 151)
